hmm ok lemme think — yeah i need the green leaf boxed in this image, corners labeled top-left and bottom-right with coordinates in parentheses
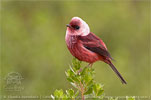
top-left (77, 75), bottom-right (82, 82)
top-left (84, 87), bottom-right (93, 95)
top-left (126, 96), bottom-right (135, 100)
top-left (66, 77), bottom-right (74, 83)
top-left (62, 94), bottom-right (69, 100)
top-left (65, 69), bottom-right (74, 77)
top-left (71, 76), bottom-right (80, 83)
top-left (80, 67), bottom-right (88, 75)
top-left (97, 89), bottom-right (104, 96)
top-left (72, 58), bottom-right (81, 70)
top-left (75, 90), bottom-right (79, 97)
top-left (70, 66), bottom-right (76, 75)
top-left (70, 83), bottom-right (78, 89)
top-left (87, 80), bottom-right (93, 87)
top-left (93, 83), bottom-right (104, 96)
top-left (66, 89), bottom-right (74, 97)
top-left (93, 84), bottom-right (98, 94)
top-left (54, 89), bottom-right (64, 98)
top-left (84, 74), bottom-right (93, 84)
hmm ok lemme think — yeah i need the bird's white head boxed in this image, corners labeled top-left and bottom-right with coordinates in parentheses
top-left (66, 17), bottom-right (90, 36)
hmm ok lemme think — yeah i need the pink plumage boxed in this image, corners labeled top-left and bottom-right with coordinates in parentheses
top-left (65, 17), bottom-right (126, 84)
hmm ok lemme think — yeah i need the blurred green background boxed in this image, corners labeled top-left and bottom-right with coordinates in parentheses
top-left (1, 0), bottom-right (150, 98)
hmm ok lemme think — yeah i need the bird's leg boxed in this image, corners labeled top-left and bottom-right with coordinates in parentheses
top-left (90, 63), bottom-right (93, 68)
top-left (85, 63), bottom-right (91, 68)
top-left (86, 63), bottom-right (93, 68)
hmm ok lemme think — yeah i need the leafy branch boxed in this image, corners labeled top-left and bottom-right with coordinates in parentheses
top-left (51, 58), bottom-right (135, 100)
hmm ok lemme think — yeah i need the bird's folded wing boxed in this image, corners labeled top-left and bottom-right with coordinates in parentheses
top-left (78, 32), bottom-right (113, 60)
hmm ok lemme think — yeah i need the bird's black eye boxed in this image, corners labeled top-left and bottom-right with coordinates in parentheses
top-left (72, 25), bottom-right (80, 30)
top-left (75, 25), bottom-right (80, 30)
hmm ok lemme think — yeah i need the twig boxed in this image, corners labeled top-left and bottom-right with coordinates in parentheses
top-left (80, 82), bottom-right (84, 100)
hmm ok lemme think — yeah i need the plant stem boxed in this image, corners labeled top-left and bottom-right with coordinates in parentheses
top-left (80, 82), bottom-right (84, 100)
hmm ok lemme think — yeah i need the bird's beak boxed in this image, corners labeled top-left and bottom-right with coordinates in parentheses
top-left (66, 24), bottom-right (72, 28)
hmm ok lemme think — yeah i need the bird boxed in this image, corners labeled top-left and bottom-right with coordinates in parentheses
top-left (65, 17), bottom-right (127, 84)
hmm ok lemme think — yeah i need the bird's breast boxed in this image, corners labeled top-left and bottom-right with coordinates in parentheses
top-left (65, 34), bottom-right (101, 63)
top-left (65, 34), bottom-right (77, 48)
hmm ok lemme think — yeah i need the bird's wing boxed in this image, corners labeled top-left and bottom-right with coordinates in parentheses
top-left (78, 32), bottom-right (113, 60)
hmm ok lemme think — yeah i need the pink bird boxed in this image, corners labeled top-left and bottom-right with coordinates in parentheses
top-left (65, 17), bottom-right (127, 84)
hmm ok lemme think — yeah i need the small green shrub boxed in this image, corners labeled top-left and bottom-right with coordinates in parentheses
top-left (51, 58), bottom-right (135, 100)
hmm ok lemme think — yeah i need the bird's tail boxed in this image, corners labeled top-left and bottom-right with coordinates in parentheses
top-left (108, 61), bottom-right (127, 84)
